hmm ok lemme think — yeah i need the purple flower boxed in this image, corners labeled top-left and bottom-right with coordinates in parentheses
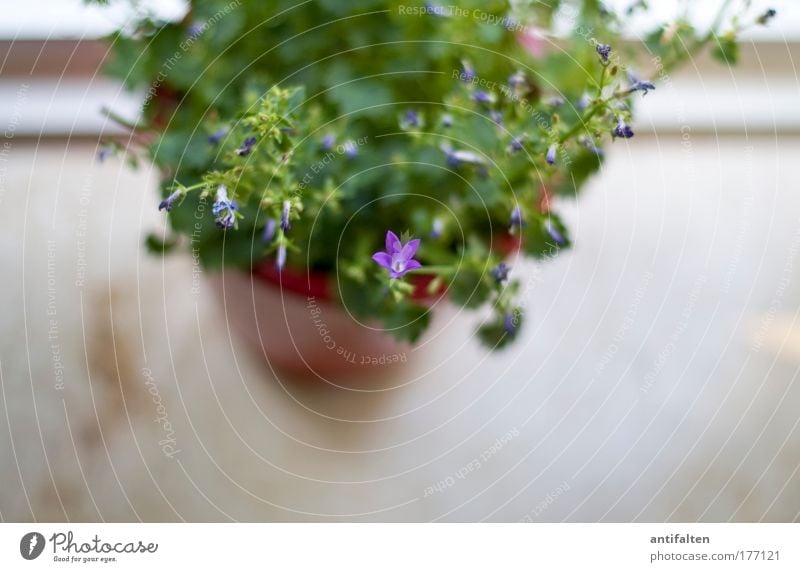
top-left (212, 185), bottom-right (238, 229)
top-left (546, 95), bottom-right (565, 107)
top-left (276, 243), bottom-right (287, 271)
top-left (236, 137), bottom-right (257, 157)
top-left (281, 200), bottom-right (291, 231)
top-left (460, 60), bottom-right (476, 82)
top-left (546, 143), bottom-right (557, 165)
top-left (342, 140), bottom-right (358, 159)
top-left (613, 118), bottom-right (634, 139)
top-left (544, 219), bottom-right (566, 246)
top-left (508, 136), bottom-right (524, 153)
top-left (490, 110), bottom-right (503, 125)
top-left (508, 71), bottom-right (526, 89)
top-left (627, 70), bottom-right (656, 96)
top-left (402, 109), bottom-right (421, 128)
top-left (97, 146), bottom-right (114, 163)
top-left (441, 114), bottom-right (453, 128)
top-left (158, 189), bottom-right (183, 212)
top-left (425, 2), bottom-right (449, 17)
top-left (596, 43), bottom-right (612, 64)
top-left (580, 136), bottom-right (605, 157)
top-left (187, 22), bottom-right (205, 39)
top-left (441, 144), bottom-right (486, 168)
top-left (430, 218), bottom-right (444, 239)
top-left (372, 231), bottom-right (422, 279)
top-left (321, 133), bottom-right (335, 151)
top-left (503, 312), bottom-right (518, 336)
top-left (491, 262), bottom-right (510, 283)
top-left (473, 90), bottom-right (495, 104)
top-left (509, 206), bottom-right (524, 229)
top-left (262, 218), bottom-right (277, 242)
top-left (208, 128), bottom-right (228, 145)
top-left (576, 93), bottom-right (591, 111)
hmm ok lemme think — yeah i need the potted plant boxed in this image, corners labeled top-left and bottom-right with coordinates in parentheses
top-left (93, 0), bottom-right (774, 377)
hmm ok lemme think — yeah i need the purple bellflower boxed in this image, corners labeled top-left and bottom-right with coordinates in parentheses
top-left (281, 200), bottom-right (291, 231)
top-left (460, 60), bottom-right (476, 82)
top-left (613, 118), bottom-right (634, 139)
top-left (473, 90), bottom-right (495, 104)
top-left (441, 114), bottom-right (453, 128)
top-left (546, 143), bottom-right (558, 165)
top-left (342, 140), bottom-right (358, 159)
top-left (491, 262), bottom-right (510, 283)
top-left (321, 133), bottom-right (335, 151)
top-left (441, 144), bottom-right (486, 168)
top-left (544, 219), bottom-right (566, 246)
top-left (372, 231), bottom-right (422, 279)
top-left (402, 109), bottom-right (421, 128)
top-left (431, 218), bottom-right (444, 239)
top-left (596, 43), bottom-right (612, 64)
top-left (503, 312), bottom-right (518, 336)
top-left (276, 243), bottom-right (287, 271)
top-left (508, 136), bottom-right (524, 153)
top-left (236, 137), bottom-right (257, 157)
top-left (627, 70), bottom-right (656, 96)
top-left (208, 128), bottom-right (228, 145)
top-left (509, 206), bottom-right (525, 229)
top-left (158, 189), bottom-right (183, 212)
top-left (212, 185), bottom-right (238, 229)
top-left (262, 218), bottom-right (277, 242)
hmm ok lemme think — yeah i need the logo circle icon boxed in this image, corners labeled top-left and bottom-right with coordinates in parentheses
top-left (20, 532), bottom-right (45, 560)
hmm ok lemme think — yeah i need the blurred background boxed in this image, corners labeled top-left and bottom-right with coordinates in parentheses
top-left (1, 0), bottom-right (799, 522)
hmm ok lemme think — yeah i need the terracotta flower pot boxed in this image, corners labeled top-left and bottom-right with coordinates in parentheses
top-left (211, 234), bottom-right (521, 380)
top-left (209, 266), bottom-right (421, 381)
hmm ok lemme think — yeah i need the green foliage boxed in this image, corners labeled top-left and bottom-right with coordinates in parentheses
top-left (96, 0), bottom-right (750, 348)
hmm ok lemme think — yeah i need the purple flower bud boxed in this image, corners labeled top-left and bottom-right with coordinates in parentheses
top-left (596, 43), bottom-right (612, 64)
top-left (460, 60), bottom-right (476, 82)
top-left (491, 262), bottom-right (510, 283)
top-left (425, 2), bottom-right (449, 17)
top-left (342, 140), bottom-right (358, 159)
top-left (546, 143), bottom-right (557, 166)
top-left (490, 110), bottom-right (503, 125)
top-left (441, 145), bottom-right (486, 168)
top-left (441, 114), bottom-right (453, 128)
top-left (281, 200), bottom-right (291, 231)
top-left (212, 185), bottom-right (238, 229)
top-left (508, 136), bottom-right (524, 153)
top-left (576, 94), bottom-right (591, 111)
top-left (262, 218), bottom-right (277, 242)
top-left (158, 189), bottom-right (183, 212)
top-left (276, 243), bottom-right (287, 271)
top-left (544, 219), bottom-right (566, 246)
top-left (430, 218), bottom-right (444, 239)
top-left (208, 128), bottom-right (228, 145)
top-left (187, 22), bottom-right (205, 39)
top-left (236, 137), bottom-right (257, 157)
top-left (402, 109), bottom-right (420, 128)
top-left (97, 146), bottom-right (114, 163)
top-left (321, 133), bottom-right (335, 151)
top-left (613, 118), bottom-right (634, 139)
top-left (503, 312), bottom-right (518, 336)
top-left (473, 90), bottom-right (495, 104)
top-left (508, 71), bottom-right (526, 89)
top-left (546, 95), bottom-right (565, 107)
top-left (509, 206), bottom-right (524, 229)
